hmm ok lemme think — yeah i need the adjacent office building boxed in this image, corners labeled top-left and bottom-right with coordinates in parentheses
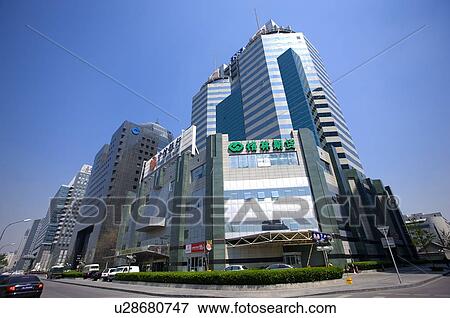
top-left (31, 185), bottom-right (71, 271)
top-left (68, 121), bottom-right (172, 268)
top-left (49, 164), bottom-right (92, 267)
top-left (14, 219), bottom-right (40, 271)
top-left (195, 20), bottom-right (363, 173)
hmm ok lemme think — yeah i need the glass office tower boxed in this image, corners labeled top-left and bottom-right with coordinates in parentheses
top-left (191, 65), bottom-right (231, 150)
top-left (194, 20), bottom-right (364, 173)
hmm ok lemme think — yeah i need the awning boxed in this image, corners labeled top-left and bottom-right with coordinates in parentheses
top-left (116, 244), bottom-right (169, 258)
top-left (226, 230), bottom-right (316, 247)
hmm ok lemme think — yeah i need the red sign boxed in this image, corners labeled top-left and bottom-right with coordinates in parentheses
top-left (190, 242), bottom-right (205, 253)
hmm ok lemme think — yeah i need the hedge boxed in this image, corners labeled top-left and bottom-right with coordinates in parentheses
top-left (115, 267), bottom-right (343, 285)
top-left (352, 261), bottom-right (392, 271)
top-left (62, 270), bottom-right (83, 278)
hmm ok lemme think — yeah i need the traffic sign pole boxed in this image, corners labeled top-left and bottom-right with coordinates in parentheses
top-left (378, 226), bottom-right (402, 284)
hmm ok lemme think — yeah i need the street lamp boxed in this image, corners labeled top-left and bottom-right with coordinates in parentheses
top-left (0, 219), bottom-right (31, 243)
top-left (0, 243), bottom-right (16, 252)
top-left (377, 226), bottom-right (402, 284)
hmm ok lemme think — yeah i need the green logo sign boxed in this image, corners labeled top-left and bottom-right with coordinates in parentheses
top-left (228, 141), bottom-right (244, 153)
top-left (228, 139), bottom-right (295, 153)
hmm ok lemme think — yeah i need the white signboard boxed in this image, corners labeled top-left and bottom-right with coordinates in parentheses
top-left (381, 237), bottom-right (396, 248)
top-left (142, 125), bottom-right (197, 179)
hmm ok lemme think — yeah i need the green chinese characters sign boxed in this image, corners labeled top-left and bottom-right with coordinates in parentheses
top-left (228, 139), bottom-right (295, 153)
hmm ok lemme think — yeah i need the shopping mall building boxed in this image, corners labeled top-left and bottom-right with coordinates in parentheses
top-left (114, 125), bottom-right (415, 271)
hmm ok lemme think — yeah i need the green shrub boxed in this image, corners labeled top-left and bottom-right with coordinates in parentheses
top-left (62, 270), bottom-right (83, 278)
top-left (115, 267), bottom-right (343, 285)
top-left (353, 261), bottom-right (392, 271)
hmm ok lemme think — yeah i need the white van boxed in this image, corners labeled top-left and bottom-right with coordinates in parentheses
top-left (107, 266), bottom-right (139, 281)
top-left (82, 264), bottom-right (100, 279)
top-left (101, 268), bottom-right (116, 281)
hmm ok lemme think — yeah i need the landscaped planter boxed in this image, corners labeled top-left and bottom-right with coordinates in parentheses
top-left (115, 267), bottom-right (343, 285)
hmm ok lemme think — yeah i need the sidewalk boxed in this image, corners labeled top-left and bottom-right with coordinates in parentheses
top-left (46, 268), bottom-right (447, 298)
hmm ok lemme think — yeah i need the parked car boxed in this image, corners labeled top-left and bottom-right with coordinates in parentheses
top-left (224, 265), bottom-right (248, 271)
top-left (265, 264), bottom-right (293, 270)
top-left (0, 275), bottom-right (44, 298)
top-left (107, 266), bottom-right (139, 282)
top-left (91, 271), bottom-right (102, 281)
top-left (101, 268), bottom-right (117, 281)
top-left (46, 265), bottom-right (64, 279)
top-left (82, 264), bottom-right (100, 279)
top-left (11, 270), bottom-right (25, 275)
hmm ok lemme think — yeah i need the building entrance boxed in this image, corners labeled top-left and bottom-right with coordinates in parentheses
top-left (283, 253), bottom-right (302, 267)
top-left (187, 255), bottom-right (207, 272)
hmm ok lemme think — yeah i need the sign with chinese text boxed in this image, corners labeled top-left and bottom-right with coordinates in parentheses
top-left (228, 138), bottom-right (295, 154)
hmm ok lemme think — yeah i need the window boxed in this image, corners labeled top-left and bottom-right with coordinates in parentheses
top-left (321, 160), bottom-right (332, 174)
top-left (247, 154), bottom-right (257, 168)
top-left (229, 152), bottom-right (298, 169)
top-left (257, 192), bottom-right (265, 201)
top-left (191, 165), bottom-right (205, 182)
top-left (238, 155), bottom-right (248, 168)
top-left (229, 156), bottom-right (239, 168)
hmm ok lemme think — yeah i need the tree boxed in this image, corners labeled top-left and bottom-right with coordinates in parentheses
top-left (0, 253), bottom-right (8, 269)
top-left (439, 230), bottom-right (450, 249)
top-left (407, 224), bottom-right (435, 253)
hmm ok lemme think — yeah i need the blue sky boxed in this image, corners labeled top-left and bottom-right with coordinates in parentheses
top-left (0, 0), bottom-right (449, 251)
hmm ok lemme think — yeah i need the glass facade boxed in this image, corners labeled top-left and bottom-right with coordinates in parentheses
top-left (222, 135), bottom-right (319, 241)
top-left (191, 66), bottom-right (231, 150)
top-left (228, 152), bottom-right (298, 169)
top-left (216, 86), bottom-right (246, 141)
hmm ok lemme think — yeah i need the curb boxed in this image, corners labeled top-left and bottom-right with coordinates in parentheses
top-left (45, 272), bottom-right (448, 298)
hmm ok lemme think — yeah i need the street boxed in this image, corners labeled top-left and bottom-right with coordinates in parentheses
top-left (317, 276), bottom-right (450, 298)
top-left (41, 279), bottom-right (148, 298)
top-left (38, 275), bottom-right (450, 298)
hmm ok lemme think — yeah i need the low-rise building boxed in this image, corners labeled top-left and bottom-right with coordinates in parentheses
top-left (116, 127), bottom-right (415, 271)
top-left (404, 212), bottom-right (450, 260)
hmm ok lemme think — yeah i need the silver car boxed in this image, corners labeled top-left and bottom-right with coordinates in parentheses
top-left (224, 265), bottom-right (248, 271)
top-left (265, 264), bottom-right (293, 270)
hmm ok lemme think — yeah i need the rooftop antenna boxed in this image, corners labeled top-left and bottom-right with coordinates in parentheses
top-left (254, 8), bottom-right (260, 30)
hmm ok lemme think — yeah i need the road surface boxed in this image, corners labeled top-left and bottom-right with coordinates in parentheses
top-left (41, 279), bottom-right (148, 298)
top-left (40, 276), bottom-right (450, 298)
